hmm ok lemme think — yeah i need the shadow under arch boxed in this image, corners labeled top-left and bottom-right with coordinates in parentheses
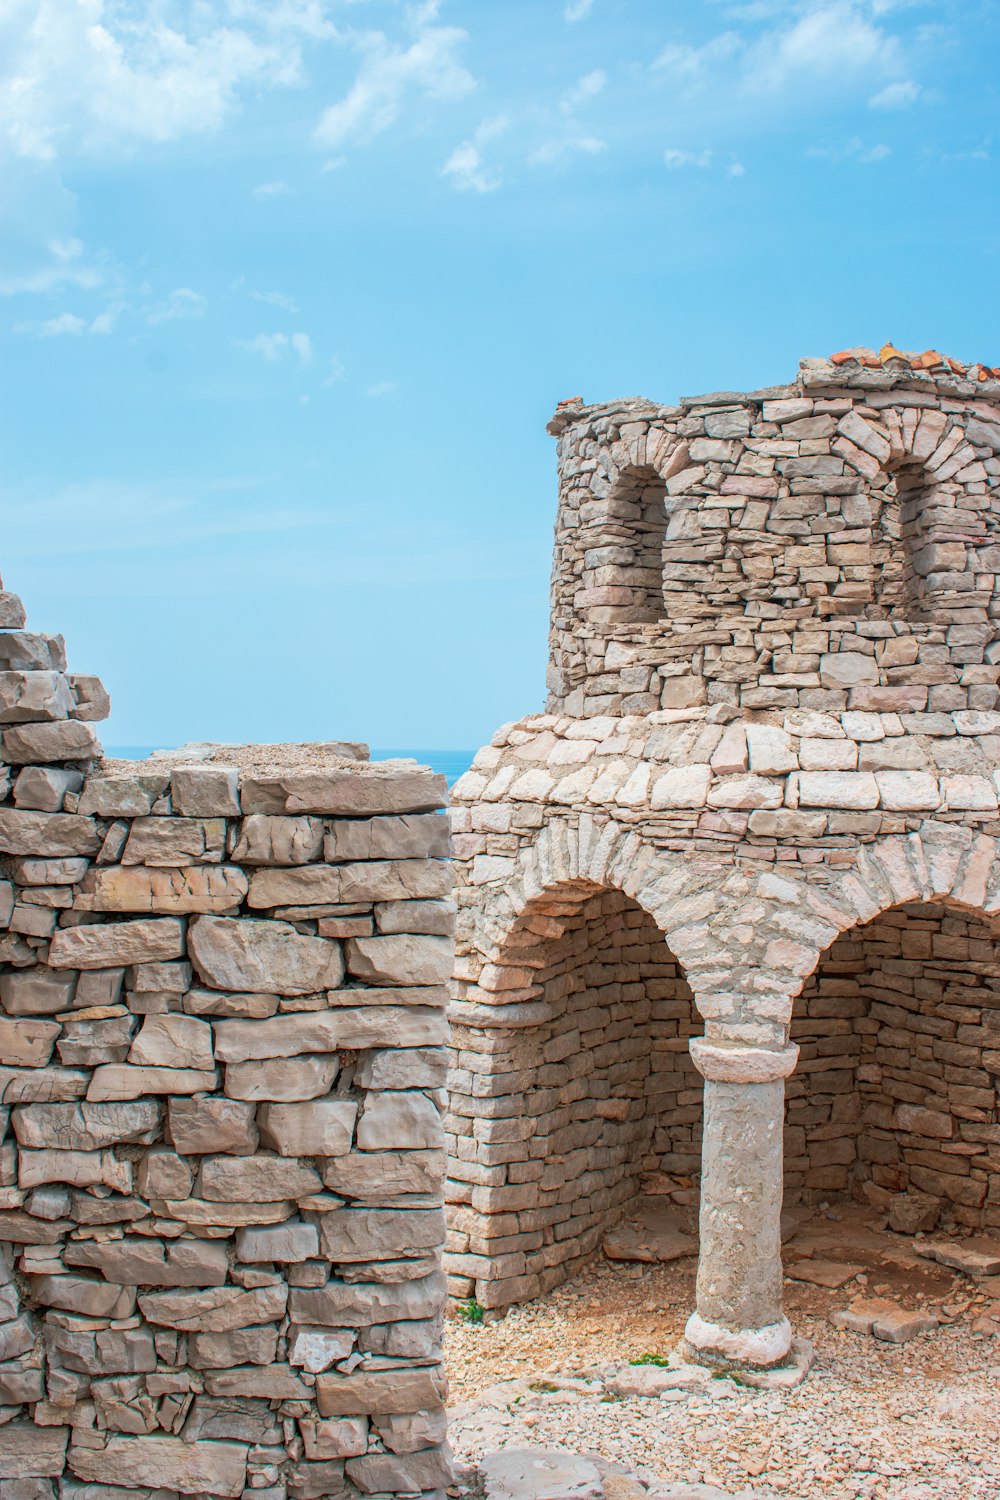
top-left (446, 877), bottom-right (702, 1310)
top-left (786, 893), bottom-right (1000, 1230)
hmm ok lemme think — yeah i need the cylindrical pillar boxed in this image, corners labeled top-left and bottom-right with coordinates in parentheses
top-left (684, 1038), bottom-right (799, 1369)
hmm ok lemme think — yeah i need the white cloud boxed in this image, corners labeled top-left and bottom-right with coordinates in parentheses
top-left (18, 311), bottom-right (86, 337)
top-left (664, 148), bottom-right (714, 168)
top-left (564, 0), bottom-right (595, 21)
top-left (251, 290), bottom-right (300, 313)
top-left (253, 180), bottom-right (294, 199)
top-left (314, 25), bottom-right (475, 150)
top-left (441, 115), bottom-right (508, 192)
top-left (0, 0), bottom-right (328, 163)
top-left (239, 331), bottom-right (313, 365)
top-left (323, 357), bottom-right (347, 386)
top-left (560, 69), bottom-right (606, 114)
top-left (807, 136), bottom-right (892, 162)
top-left (147, 288), bottom-right (208, 325)
top-left (366, 380), bottom-right (396, 397)
top-left (728, 160), bottom-right (746, 176)
top-left (529, 134), bottom-right (605, 166)
top-left (869, 79), bottom-right (920, 109)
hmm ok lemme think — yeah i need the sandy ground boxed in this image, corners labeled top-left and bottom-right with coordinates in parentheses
top-left (445, 1206), bottom-right (1000, 1500)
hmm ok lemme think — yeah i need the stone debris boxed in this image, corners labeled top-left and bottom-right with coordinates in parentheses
top-left (784, 1258), bottom-right (863, 1289)
top-left (602, 1202), bottom-right (697, 1265)
top-left (0, 585), bottom-right (452, 1500)
top-left (914, 1237), bottom-right (1000, 1276)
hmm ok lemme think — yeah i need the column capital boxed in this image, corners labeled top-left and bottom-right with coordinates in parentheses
top-left (689, 1037), bottom-right (799, 1083)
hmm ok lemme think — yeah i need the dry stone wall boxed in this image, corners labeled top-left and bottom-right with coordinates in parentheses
top-left (0, 583), bottom-right (455, 1499)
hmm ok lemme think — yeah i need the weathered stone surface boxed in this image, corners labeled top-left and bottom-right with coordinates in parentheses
top-left (4, 719), bottom-right (100, 763)
top-left (236, 1218), bottom-right (319, 1263)
top-left (224, 1054), bottom-right (340, 1102)
top-left (167, 1096), bottom-right (257, 1155)
top-left (87, 1064), bottom-right (217, 1100)
top-left (0, 1424), bottom-right (69, 1480)
top-left (13, 1101), bottom-right (161, 1150)
top-left (300, 1416), bottom-right (369, 1459)
top-left (290, 1272), bottom-right (445, 1328)
top-left (0, 809), bottom-right (100, 857)
top-left (127, 1014), bottom-right (214, 1071)
top-left (242, 768), bottom-right (446, 816)
top-left (0, 1018), bottom-right (59, 1068)
top-left (198, 1153), bottom-right (322, 1201)
top-left (346, 933), bottom-right (452, 986)
top-left (188, 915), bottom-right (344, 995)
top-left (479, 1448), bottom-right (602, 1500)
top-left (170, 764), bottom-right (241, 817)
top-left (48, 919), bottom-right (186, 971)
top-left (82, 864), bottom-right (247, 914)
top-left (357, 1092), bottom-right (443, 1150)
top-left (231, 814), bottom-right (326, 865)
top-left (315, 1362), bottom-right (447, 1414)
top-left (214, 1006), bottom-right (446, 1061)
top-left (0, 1067), bottom-right (88, 1104)
top-left (0, 970), bottom-right (76, 1016)
top-left (317, 1207), bottom-right (445, 1261)
top-left (248, 859), bottom-right (451, 908)
top-left (67, 1436), bottom-right (248, 1497)
top-left (19, 1146), bottom-right (133, 1193)
top-left (65, 1237), bottom-right (229, 1286)
top-left (325, 811), bottom-right (450, 861)
top-left (257, 1099), bottom-right (357, 1156)
top-left (78, 772), bottom-right (170, 816)
top-left (30, 1274), bottom-right (135, 1319)
top-left (188, 1324), bottom-right (280, 1367)
top-left (356, 1047), bottom-right (447, 1090)
top-left (347, 1446), bottom-right (452, 1494)
top-left (324, 1149), bottom-right (444, 1200)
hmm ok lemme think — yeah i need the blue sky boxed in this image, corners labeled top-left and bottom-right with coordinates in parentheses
top-left (2, 0), bottom-right (997, 751)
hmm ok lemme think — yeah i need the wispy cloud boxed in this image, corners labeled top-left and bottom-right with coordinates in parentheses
top-left (441, 115), bottom-right (508, 192)
top-left (366, 380), bottom-right (397, 398)
top-left (560, 70), bottom-right (606, 114)
top-left (147, 289), bottom-right (208, 325)
top-left (253, 180), bottom-right (295, 199)
top-left (239, 331), bottom-right (314, 365)
top-left (869, 79), bottom-right (921, 109)
top-left (251, 290), bottom-right (300, 314)
top-left (664, 147), bottom-right (714, 169)
top-left (314, 25), bottom-right (475, 151)
top-left (564, 0), bottom-right (595, 21)
top-left (807, 136), bottom-right (892, 162)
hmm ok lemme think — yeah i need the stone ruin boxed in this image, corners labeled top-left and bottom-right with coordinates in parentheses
top-left (0, 586), bottom-right (455, 1497)
top-left (447, 345), bottom-right (1000, 1376)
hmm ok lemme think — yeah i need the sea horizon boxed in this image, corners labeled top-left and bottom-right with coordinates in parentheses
top-left (103, 745), bottom-right (476, 786)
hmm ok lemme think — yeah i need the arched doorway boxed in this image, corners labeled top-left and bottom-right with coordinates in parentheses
top-left (789, 899), bottom-right (1000, 1228)
top-left (446, 881), bottom-right (701, 1309)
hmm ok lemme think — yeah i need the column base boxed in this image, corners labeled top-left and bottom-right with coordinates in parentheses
top-left (681, 1311), bottom-right (793, 1370)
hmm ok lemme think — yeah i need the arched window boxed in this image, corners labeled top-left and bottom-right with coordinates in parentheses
top-left (577, 466), bottom-right (668, 625)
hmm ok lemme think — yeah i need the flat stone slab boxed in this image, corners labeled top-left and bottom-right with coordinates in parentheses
top-left (603, 1202), bottom-right (696, 1264)
top-left (914, 1239), bottom-right (1000, 1277)
top-left (871, 1308), bottom-right (939, 1343)
top-left (481, 1448), bottom-right (604, 1500)
top-left (785, 1258), bottom-right (864, 1288)
top-left (830, 1298), bottom-right (900, 1333)
top-left (606, 1364), bottom-right (703, 1397)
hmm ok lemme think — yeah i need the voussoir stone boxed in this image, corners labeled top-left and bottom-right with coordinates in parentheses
top-left (188, 915), bottom-right (344, 995)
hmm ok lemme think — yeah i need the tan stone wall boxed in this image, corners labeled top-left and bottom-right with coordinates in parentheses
top-left (790, 902), bottom-right (1000, 1229)
top-left (445, 889), bottom-right (699, 1309)
top-left (0, 583), bottom-right (455, 1499)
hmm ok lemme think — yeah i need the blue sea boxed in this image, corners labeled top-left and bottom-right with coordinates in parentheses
top-left (104, 747), bottom-right (476, 787)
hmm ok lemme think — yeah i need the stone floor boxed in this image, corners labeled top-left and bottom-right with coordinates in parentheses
top-left (446, 1201), bottom-right (1000, 1500)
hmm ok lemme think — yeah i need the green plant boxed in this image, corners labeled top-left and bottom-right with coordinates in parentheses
top-left (457, 1298), bottom-right (485, 1325)
top-left (528, 1380), bottom-right (559, 1393)
top-left (629, 1352), bottom-right (671, 1367)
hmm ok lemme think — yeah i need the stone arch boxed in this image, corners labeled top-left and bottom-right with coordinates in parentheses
top-left (575, 428), bottom-right (690, 627)
top-left (446, 873), bottom-right (702, 1309)
top-left (833, 407), bottom-right (986, 621)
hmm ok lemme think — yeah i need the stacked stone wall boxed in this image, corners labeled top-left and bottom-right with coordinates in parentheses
top-left (790, 902), bottom-right (1000, 1229)
top-left (446, 888), bottom-right (699, 1309)
top-left (0, 584), bottom-right (455, 1499)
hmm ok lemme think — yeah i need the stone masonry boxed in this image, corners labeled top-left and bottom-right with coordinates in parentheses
top-left (447, 346), bottom-right (1000, 1374)
top-left (0, 582), bottom-right (455, 1498)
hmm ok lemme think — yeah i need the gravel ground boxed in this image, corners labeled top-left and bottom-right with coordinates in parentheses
top-left (446, 1212), bottom-right (1000, 1500)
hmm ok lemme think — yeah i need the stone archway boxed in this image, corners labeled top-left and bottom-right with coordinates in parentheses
top-left (789, 897), bottom-right (1000, 1229)
top-left (446, 878), bottom-right (701, 1310)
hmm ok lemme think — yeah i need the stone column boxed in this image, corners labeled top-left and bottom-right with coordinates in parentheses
top-left (683, 1037), bottom-right (799, 1369)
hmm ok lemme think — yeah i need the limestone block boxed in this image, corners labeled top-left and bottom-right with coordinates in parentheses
top-left (11, 856), bottom-right (90, 885)
top-left (0, 1424), bottom-right (68, 1480)
top-left (167, 1096), bottom-right (257, 1155)
top-left (301, 1417), bottom-right (369, 1459)
top-left (232, 813), bottom-right (325, 865)
top-left (0, 595), bottom-right (27, 629)
top-left (478, 1448), bottom-right (601, 1500)
top-left (241, 767), bottom-right (445, 817)
top-left (183, 987), bottom-right (280, 1019)
top-left (188, 915), bottom-right (344, 995)
top-left (13, 766), bottom-right (83, 812)
top-left (188, 1325), bottom-right (280, 1368)
top-left (315, 1362), bottom-right (446, 1414)
top-left (290, 1271), bottom-right (445, 1329)
top-left (874, 771), bottom-right (940, 811)
top-left (198, 1153), bottom-right (323, 1202)
top-left (182, 1394), bottom-right (282, 1443)
top-left (45, 1322), bottom-right (155, 1375)
top-left (0, 809), bottom-right (101, 857)
top-left (346, 934), bottom-right (452, 986)
top-left (317, 1207), bottom-right (445, 1261)
top-left (707, 774), bottom-right (783, 810)
top-left (0, 970), bottom-right (76, 1015)
top-left (375, 898), bottom-right (456, 936)
top-left (0, 1067), bottom-right (88, 1105)
top-left (4, 720), bottom-right (101, 763)
top-left (346, 1446), bottom-right (452, 1494)
top-left (356, 1047), bottom-right (447, 1090)
top-left (12, 1101), bottom-right (161, 1150)
top-left (357, 1092), bottom-right (444, 1151)
top-left (0, 670), bottom-right (73, 723)
top-left (67, 672), bottom-right (110, 721)
top-left (324, 811), bottom-right (450, 861)
top-left (746, 725), bottom-right (798, 775)
top-left (224, 1054), bottom-right (340, 1102)
top-left (375, 1409), bottom-right (448, 1453)
top-left (170, 764), bottom-right (241, 816)
top-left (648, 765), bottom-right (711, 809)
top-left (236, 1218), bottom-right (320, 1263)
top-left (121, 817), bottom-right (227, 867)
top-left (0, 1018), bottom-right (59, 1068)
top-left (65, 1236), bottom-right (229, 1285)
top-left (257, 1100), bottom-right (358, 1156)
top-left (48, 918), bottom-right (186, 971)
top-left (941, 774), bottom-right (998, 810)
top-left (87, 1064), bottom-right (218, 1100)
top-left (248, 858), bottom-right (451, 908)
top-left (324, 1149), bottom-right (444, 1200)
top-left (202, 1363), bottom-right (310, 1399)
top-left (128, 1013), bottom-right (214, 1070)
top-left (798, 737), bottom-right (857, 771)
top-left (136, 1147), bottom-right (193, 1199)
top-left (214, 1006), bottom-right (447, 1061)
top-left (289, 1326), bottom-right (357, 1370)
top-left (67, 1435), bottom-right (248, 1497)
top-left (29, 1273), bottom-right (134, 1319)
top-left (83, 864), bottom-right (248, 914)
top-left (797, 771), bottom-right (880, 809)
top-left (710, 724), bottom-right (748, 776)
top-left (78, 773), bottom-right (170, 816)
top-left (0, 1313), bottom-right (34, 1360)
top-left (819, 652), bottom-right (878, 688)
top-left (19, 1148), bottom-right (132, 1193)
